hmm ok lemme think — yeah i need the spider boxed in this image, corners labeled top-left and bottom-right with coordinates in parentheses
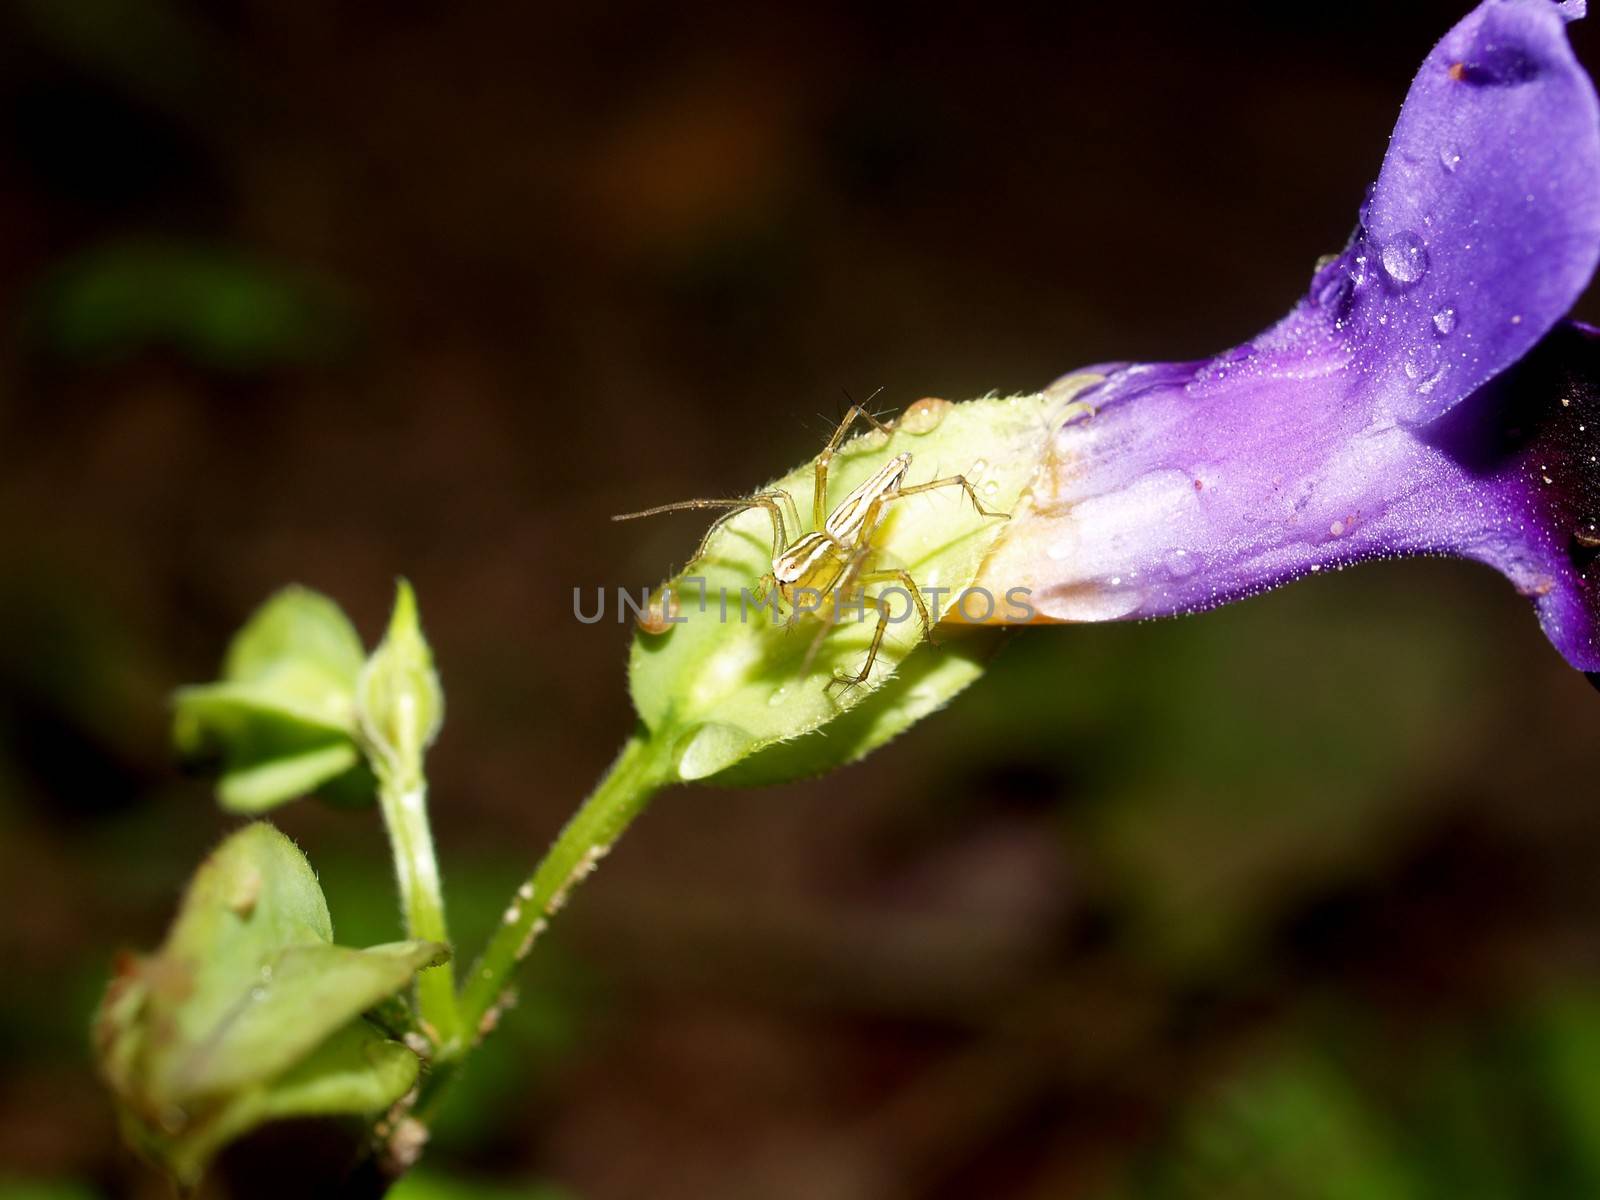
top-left (613, 404), bottom-right (1008, 691)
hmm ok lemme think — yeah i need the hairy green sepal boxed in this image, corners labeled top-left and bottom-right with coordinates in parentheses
top-left (94, 823), bottom-right (448, 1186)
top-left (628, 391), bottom-right (1064, 783)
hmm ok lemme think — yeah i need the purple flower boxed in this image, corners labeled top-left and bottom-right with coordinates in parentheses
top-left (978, 0), bottom-right (1600, 670)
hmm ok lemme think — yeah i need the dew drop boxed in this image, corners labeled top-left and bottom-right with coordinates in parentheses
top-left (1416, 362), bottom-right (1449, 396)
top-left (1164, 549), bottom-right (1197, 579)
top-left (766, 685), bottom-right (790, 708)
top-left (1404, 341), bottom-right (1441, 381)
top-left (1381, 231), bottom-right (1429, 285)
top-left (1440, 145), bottom-right (1462, 173)
top-left (635, 587), bottom-right (680, 635)
top-left (859, 425), bottom-right (891, 450)
top-left (1433, 307), bottom-right (1456, 335)
top-left (1316, 272), bottom-right (1352, 312)
top-left (899, 396), bottom-right (952, 435)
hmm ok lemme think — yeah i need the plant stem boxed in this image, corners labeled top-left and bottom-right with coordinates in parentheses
top-left (456, 722), bottom-right (671, 1039)
top-left (377, 770), bottom-right (462, 1054)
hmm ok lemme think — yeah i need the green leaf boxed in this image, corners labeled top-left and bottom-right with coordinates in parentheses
top-left (625, 390), bottom-right (1075, 784)
top-left (223, 585), bottom-right (366, 699)
top-left (173, 586), bottom-right (373, 812)
top-left (94, 823), bottom-right (447, 1187)
top-left (356, 580), bottom-right (444, 782)
top-left (215, 741), bottom-right (363, 813)
top-left (169, 939), bottom-right (448, 1097)
top-left (155, 1020), bottom-right (423, 1188)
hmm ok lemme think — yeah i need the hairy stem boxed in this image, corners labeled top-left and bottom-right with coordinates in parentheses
top-left (456, 723), bottom-right (672, 1040)
top-left (377, 770), bottom-right (462, 1054)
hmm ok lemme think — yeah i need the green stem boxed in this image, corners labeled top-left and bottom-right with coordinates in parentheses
top-left (377, 770), bottom-right (462, 1054)
top-left (456, 722), bottom-right (671, 1039)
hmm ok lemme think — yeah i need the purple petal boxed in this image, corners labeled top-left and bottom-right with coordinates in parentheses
top-left (978, 324), bottom-right (1600, 668)
top-left (972, 1), bottom-right (1600, 671)
top-left (1320, 0), bottom-right (1600, 425)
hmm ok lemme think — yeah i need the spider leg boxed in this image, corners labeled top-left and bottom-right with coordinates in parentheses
top-left (856, 567), bottom-right (936, 648)
top-left (613, 493), bottom-right (790, 564)
top-left (891, 474), bottom-right (1010, 520)
top-left (813, 403), bottom-right (896, 528)
top-left (824, 592), bottom-right (894, 697)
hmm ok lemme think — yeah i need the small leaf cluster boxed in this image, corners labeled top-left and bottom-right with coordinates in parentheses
top-left (95, 823), bottom-right (447, 1185)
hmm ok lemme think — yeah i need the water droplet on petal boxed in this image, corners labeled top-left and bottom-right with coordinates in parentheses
top-left (1404, 341), bottom-right (1441, 381)
top-left (1316, 273), bottom-right (1352, 312)
top-left (1358, 183), bottom-right (1378, 229)
top-left (1416, 363), bottom-right (1450, 396)
top-left (1440, 145), bottom-right (1462, 173)
top-left (1432, 307), bottom-right (1456, 335)
top-left (1163, 549), bottom-right (1197, 579)
top-left (1381, 231), bottom-right (1429, 286)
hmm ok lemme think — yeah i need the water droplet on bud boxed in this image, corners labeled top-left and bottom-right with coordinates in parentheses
top-left (636, 587), bottom-right (680, 635)
top-left (899, 396), bottom-right (952, 435)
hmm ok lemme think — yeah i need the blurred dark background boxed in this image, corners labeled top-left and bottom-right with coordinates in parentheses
top-left (5, 2), bottom-right (1600, 1197)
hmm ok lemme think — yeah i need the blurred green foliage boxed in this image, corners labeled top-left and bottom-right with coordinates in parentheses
top-left (31, 240), bottom-right (352, 370)
top-left (388, 1171), bottom-right (575, 1200)
top-left (1104, 990), bottom-right (1600, 1199)
top-left (0, 1178), bottom-right (98, 1200)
